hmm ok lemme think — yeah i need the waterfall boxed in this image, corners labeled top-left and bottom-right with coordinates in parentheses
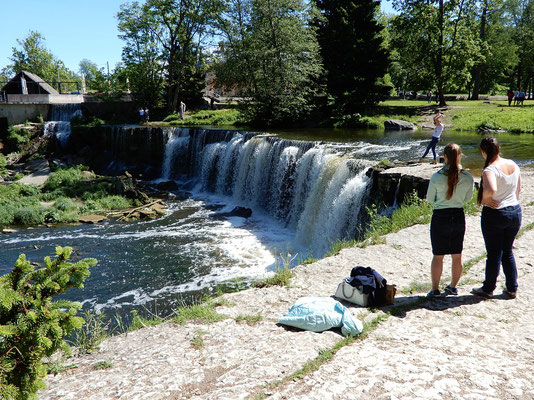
top-left (160, 128), bottom-right (372, 256)
top-left (43, 103), bottom-right (82, 148)
top-left (161, 127), bottom-right (190, 180)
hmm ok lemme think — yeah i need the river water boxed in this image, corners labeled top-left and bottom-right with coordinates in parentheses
top-left (1, 126), bottom-right (533, 317)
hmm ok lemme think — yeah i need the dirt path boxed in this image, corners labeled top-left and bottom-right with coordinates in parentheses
top-left (40, 170), bottom-right (534, 400)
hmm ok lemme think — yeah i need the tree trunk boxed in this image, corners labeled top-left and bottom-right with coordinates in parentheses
top-left (472, 0), bottom-right (487, 100)
top-left (437, 0), bottom-right (446, 106)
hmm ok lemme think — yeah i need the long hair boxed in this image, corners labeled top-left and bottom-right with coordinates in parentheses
top-left (477, 137), bottom-right (501, 205)
top-left (443, 143), bottom-right (461, 199)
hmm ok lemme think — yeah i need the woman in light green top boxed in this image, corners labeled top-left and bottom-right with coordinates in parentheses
top-left (425, 143), bottom-right (474, 297)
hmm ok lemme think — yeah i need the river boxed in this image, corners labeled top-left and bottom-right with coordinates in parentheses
top-left (1, 125), bottom-right (533, 318)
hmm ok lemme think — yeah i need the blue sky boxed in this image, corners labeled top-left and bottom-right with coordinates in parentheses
top-left (1, 0), bottom-right (395, 76)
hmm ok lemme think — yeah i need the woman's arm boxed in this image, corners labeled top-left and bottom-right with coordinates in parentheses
top-left (481, 170), bottom-right (499, 208)
top-left (516, 174), bottom-right (521, 200)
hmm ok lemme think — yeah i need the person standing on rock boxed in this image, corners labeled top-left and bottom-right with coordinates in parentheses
top-left (420, 112), bottom-right (445, 164)
top-left (426, 143), bottom-right (474, 297)
top-left (472, 137), bottom-right (522, 299)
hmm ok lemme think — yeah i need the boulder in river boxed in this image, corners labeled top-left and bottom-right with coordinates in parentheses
top-left (384, 119), bottom-right (417, 130)
top-left (215, 206), bottom-right (253, 219)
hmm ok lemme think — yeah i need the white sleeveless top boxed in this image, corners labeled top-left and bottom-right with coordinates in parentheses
top-left (432, 124), bottom-right (444, 138)
top-left (483, 162), bottom-right (520, 208)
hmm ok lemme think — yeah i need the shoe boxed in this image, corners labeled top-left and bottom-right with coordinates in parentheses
top-left (471, 287), bottom-right (493, 298)
top-left (419, 158), bottom-right (425, 163)
top-left (502, 289), bottom-right (517, 299)
top-left (427, 289), bottom-right (441, 297)
top-left (432, 159), bottom-right (438, 164)
top-left (442, 285), bottom-right (458, 296)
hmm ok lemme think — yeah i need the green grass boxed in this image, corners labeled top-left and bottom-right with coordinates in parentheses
top-left (93, 361), bottom-right (113, 370)
top-left (162, 108), bottom-right (246, 126)
top-left (191, 329), bottom-right (209, 349)
top-left (446, 101), bottom-right (534, 133)
top-left (70, 311), bottom-right (111, 354)
top-left (173, 298), bottom-right (229, 325)
top-left (235, 314), bottom-right (263, 326)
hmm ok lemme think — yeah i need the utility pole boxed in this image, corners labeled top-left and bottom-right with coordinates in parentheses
top-left (57, 68), bottom-right (61, 94)
top-left (107, 61), bottom-right (111, 92)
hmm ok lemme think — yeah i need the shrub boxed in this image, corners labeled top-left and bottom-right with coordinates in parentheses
top-left (0, 247), bottom-right (97, 399)
top-left (95, 195), bottom-right (132, 210)
top-left (13, 206), bottom-right (46, 225)
top-left (54, 197), bottom-right (78, 212)
top-left (0, 154), bottom-right (7, 170)
top-left (43, 167), bottom-right (85, 191)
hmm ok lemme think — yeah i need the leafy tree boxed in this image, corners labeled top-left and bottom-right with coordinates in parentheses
top-left (78, 59), bottom-right (108, 92)
top-left (117, 0), bottom-right (223, 111)
top-left (0, 247), bottom-right (97, 399)
top-left (390, 0), bottom-right (483, 105)
top-left (7, 31), bottom-right (78, 91)
top-left (315, 0), bottom-right (391, 115)
top-left (472, 1), bottom-right (519, 96)
top-left (505, 0), bottom-right (534, 93)
top-left (215, 0), bottom-right (323, 125)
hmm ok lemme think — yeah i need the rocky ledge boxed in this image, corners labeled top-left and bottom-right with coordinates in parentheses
top-left (40, 168), bottom-right (534, 400)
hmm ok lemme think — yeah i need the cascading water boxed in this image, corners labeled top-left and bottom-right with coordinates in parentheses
top-left (161, 127), bottom-right (191, 180)
top-left (161, 128), bottom-right (373, 257)
top-left (43, 103), bottom-right (82, 148)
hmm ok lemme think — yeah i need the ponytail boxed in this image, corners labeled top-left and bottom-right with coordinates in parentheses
top-left (443, 143), bottom-right (461, 199)
top-left (477, 137), bottom-right (500, 205)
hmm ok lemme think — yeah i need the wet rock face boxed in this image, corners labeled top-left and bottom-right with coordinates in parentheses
top-left (369, 162), bottom-right (435, 206)
top-left (384, 119), bottom-right (417, 130)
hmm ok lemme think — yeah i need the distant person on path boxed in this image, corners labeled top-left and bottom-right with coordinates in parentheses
top-left (513, 90), bottom-right (519, 106)
top-left (180, 101), bottom-right (186, 119)
top-left (138, 108), bottom-right (145, 124)
top-left (517, 90), bottom-right (525, 106)
top-left (426, 143), bottom-right (474, 297)
top-left (507, 89), bottom-right (514, 106)
top-left (472, 137), bottom-right (522, 299)
top-left (144, 108), bottom-right (149, 122)
top-left (427, 90), bottom-right (433, 104)
top-left (420, 112), bottom-right (445, 164)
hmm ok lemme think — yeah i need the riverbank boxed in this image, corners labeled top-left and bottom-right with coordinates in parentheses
top-left (40, 166), bottom-right (534, 400)
top-left (152, 98), bottom-right (534, 133)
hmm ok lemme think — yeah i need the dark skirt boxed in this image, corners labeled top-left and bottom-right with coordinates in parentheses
top-left (430, 208), bottom-right (466, 255)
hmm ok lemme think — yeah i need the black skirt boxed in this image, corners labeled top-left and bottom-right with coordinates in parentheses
top-left (430, 208), bottom-right (466, 255)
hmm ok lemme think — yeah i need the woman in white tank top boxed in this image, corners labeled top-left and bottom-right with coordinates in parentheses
top-left (472, 137), bottom-right (522, 299)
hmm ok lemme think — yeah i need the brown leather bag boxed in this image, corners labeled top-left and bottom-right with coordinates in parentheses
top-left (385, 284), bottom-right (397, 305)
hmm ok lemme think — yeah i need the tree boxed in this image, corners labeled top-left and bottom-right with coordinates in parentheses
top-left (315, 0), bottom-right (391, 115)
top-left (78, 59), bottom-right (108, 92)
top-left (7, 31), bottom-right (77, 90)
top-left (117, 0), bottom-right (224, 111)
top-left (390, 0), bottom-right (483, 105)
top-left (0, 247), bottom-right (97, 400)
top-left (505, 0), bottom-right (534, 94)
top-left (215, 0), bottom-right (323, 125)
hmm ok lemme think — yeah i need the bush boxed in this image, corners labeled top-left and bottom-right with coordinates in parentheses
top-left (0, 247), bottom-right (97, 399)
top-left (43, 167), bottom-right (85, 192)
top-left (54, 197), bottom-right (78, 212)
top-left (95, 195), bottom-right (132, 210)
top-left (13, 206), bottom-right (46, 225)
top-left (70, 115), bottom-right (105, 127)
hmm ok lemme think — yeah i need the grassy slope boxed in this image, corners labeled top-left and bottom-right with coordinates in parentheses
top-left (161, 99), bottom-right (533, 132)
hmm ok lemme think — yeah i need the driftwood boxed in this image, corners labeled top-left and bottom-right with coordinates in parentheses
top-left (112, 200), bottom-right (168, 221)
